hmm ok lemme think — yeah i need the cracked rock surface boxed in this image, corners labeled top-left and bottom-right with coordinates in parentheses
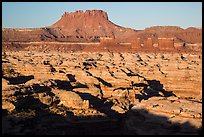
top-left (2, 51), bottom-right (202, 135)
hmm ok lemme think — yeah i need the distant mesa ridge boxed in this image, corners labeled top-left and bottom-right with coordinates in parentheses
top-left (2, 10), bottom-right (202, 44)
top-left (61, 10), bottom-right (108, 19)
top-left (52, 10), bottom-right (109, 28)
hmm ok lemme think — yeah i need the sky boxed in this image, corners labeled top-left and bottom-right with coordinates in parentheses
top-left (2, 2), bottom-right (202, 30)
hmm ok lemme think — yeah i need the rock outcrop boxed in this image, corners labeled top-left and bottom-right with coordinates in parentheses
top-left (134, 26), bottom-right (202, 44)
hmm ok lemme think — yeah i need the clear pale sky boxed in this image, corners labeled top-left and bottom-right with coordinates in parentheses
top-left (2, 2), bottom-right (202, 30)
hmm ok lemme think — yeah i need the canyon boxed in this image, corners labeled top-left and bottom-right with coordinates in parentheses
top-left (2, 10), bottom-right (202, 135)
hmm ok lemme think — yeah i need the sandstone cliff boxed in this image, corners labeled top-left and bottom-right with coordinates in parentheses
top-left (50, 10), bottom-right (137, 42)
top-left (130, 26), bottom-right (202, 44)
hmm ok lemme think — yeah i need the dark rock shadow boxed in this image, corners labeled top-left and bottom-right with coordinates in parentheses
top-left (124, 108), bottom-right (202, 135)
top-left (50, 79), bottom-right (89, 91)
top-left (74, 83), bottom-right (89, 88)
top-left (84, 71), bottom-right (112, 87)
top-left (66, 74), bottom-right (76, 82)
top-left (113, 74), bottom-right (176, 102)
top-left (133, 79), bottom-right (176, 102)
top-left (146, 80), bottom-right (176, 97)
top-left (31, 84), bottom-right (52, 93)
top-left (51, 80), bottom-right (74, 91)
top-left (73, 91), bottom-right (121, 118)
top-left (14, 95), bottom-right (48, 112)
top-left (3, 75), bottom-right (34, 85)
top-left (94, 77), bottom-right (112, 87)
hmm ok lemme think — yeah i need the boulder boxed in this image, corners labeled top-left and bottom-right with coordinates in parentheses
top-left (51, 89), bottom-right (89, 109)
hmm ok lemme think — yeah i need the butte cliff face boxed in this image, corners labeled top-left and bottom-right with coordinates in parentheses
top-left (2, 10), bottom-right (137, 43)
top-left (50, 10), bottom-right (137, 41)
top-left (2, 10), bottom-right (202, 44)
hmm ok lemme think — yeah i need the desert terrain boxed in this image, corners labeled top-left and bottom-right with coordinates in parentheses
top-left (2, 10), bottom-right (202, 135)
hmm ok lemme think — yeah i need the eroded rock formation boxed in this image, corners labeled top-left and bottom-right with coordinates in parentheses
top-left (2, 51), bottom-right (202, 135)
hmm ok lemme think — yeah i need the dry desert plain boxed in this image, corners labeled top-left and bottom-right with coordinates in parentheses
top-left (2, 46), bottom-right (202, 135)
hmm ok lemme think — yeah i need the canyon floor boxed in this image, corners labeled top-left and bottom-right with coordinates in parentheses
top-left (2, 50), bottom-right (202, 135)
